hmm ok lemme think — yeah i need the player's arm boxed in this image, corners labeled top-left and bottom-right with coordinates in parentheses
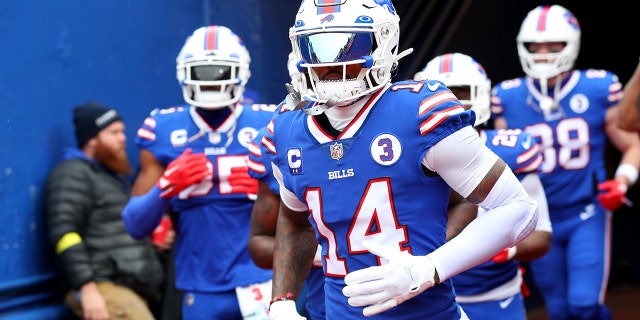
top-left (268, 166), bottom-right (315, 318)
top-left (617, 60), bottom-right (640, 132)
top-left (599, 106), bottom-right (640, 210)
top-left (426, 126), bottom-right (538, 280)
top-left (445, 189), bottom-right (477, 241)
top-left (342, 127), bottom-right (537, 317)
top-left (131, 149), bottom-right (166, 196)
top-left (492, 172), bottom-right (551, 263)
top-left (122, 149), bottom-right (170, 239)
top-left (248, 180), bottom-right (280, 269)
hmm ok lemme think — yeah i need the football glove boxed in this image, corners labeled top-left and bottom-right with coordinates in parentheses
top-left (157, 148), bottom-right (212, 199)
top-left (268, 300), bottom-right (305, 320)
top-left (597, 179), bottom-right (628, 211)
top-left (342, 241), bottom-right (436, 316)
top-left (228, 166), bottom-right (258, 199)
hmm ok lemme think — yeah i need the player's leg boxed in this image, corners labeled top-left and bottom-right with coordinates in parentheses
top-left (530, 218), bottom-right (571, 320)
top-left (566, 207), bottom-right (613, 320)
top-left (459, 293), bottom-right (526, 320)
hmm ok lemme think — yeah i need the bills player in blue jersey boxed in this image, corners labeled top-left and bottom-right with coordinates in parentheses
top-left (264, 1), bottom-right (539, 319)
top-left (247, 55), bottom-right (326, 320)
top-left (491, 5), bottom-right (640, 320)
top-left (415, 52), bottom-right (553, 320)
top-left (121, 25), bottom-right (275, 320)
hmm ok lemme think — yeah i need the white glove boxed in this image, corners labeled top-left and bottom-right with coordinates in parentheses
top-left (268, 300), bottom-right (306, 320)
top-left (342, 241), bottom-right (436, 316)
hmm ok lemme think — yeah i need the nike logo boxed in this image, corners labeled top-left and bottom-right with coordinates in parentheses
top-left (427, 82), bottom-right (440, 91)
top-left (521, 136), bottom-right (532, 149)
top-left (499, 296), bottom-right (515, 309)
top-left (580, 210), bottom-right (596, 220)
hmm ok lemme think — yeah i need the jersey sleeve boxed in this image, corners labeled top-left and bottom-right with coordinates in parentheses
top-left (512, 131), bottom-right (543, 175)
top-left (248, 126), bottom-right (280, 195)
top-left (134, 106), bottom-right (185, 166)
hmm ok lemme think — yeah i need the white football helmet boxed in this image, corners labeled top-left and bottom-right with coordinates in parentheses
top-left (414, 53), bottom-right (491, 127)
top-left (176, 25), bottom-right (251, 109)
top-left (517, 5), bottom-right (580, 80)
top-left (289, 0), bottom-right (403, 105)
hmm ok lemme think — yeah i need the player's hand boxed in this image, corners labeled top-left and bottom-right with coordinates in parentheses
top-left (157, 148), bottom-right (212, 199)
top-left (268, 300), bottom-right (306, 320)
top-left (228, 166), bottom-right (258, 199)
top-left (491, 247), bottom-right (517, 263)
top-left (597, 179), bottom-right (628, 211)
top-left (342, 241), bottom-right (436, 316)
top-left (152, 215), bottom-right (174, 252)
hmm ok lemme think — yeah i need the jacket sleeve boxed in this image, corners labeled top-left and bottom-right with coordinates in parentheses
top-left (45, 160), bottom-right (95, 290)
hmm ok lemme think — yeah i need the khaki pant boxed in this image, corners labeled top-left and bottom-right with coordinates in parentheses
top-left (65, 281), bottom-right (155, 320)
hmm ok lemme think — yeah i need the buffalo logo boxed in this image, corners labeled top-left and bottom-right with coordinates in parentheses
top-left (320, 14), bottom-right (335, 23)
top-left (330, 142), bottom-right (344, 160)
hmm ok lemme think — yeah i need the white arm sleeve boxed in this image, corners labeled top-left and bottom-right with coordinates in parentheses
top-left (423, 128), bottom-right (538, 281)
top-left (423, 126), bottom-right (498, 198)
top-left (272, 162), bottom-right (308, 212)
top-left (520, 172), bottom-right (551, 232)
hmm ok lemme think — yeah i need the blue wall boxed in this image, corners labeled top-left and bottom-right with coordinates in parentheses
top-left (0, 1), bottom-right (298, 317)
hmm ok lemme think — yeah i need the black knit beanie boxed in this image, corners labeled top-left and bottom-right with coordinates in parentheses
top-left (73, 101), bottom-right (123, 148)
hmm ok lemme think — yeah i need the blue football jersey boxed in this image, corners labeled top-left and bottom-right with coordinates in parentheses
top-left (263, 80), bottom-right (475, 319)
top-left (135, 103), bottom-right (274, 292)
top-left (491, 70), bottom-right (622, 212)
top-left (452, 129), bottom-right (543, 296)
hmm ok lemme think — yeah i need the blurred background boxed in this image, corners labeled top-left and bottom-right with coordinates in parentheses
top-left (0, 0), bottom-right (637, 318)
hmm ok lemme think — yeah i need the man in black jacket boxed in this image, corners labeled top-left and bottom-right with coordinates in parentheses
top-left (45, 102), bottom-right (163, 320)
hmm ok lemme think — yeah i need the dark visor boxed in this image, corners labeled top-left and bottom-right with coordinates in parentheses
top-left (190, 65), bottom-right (233, 81)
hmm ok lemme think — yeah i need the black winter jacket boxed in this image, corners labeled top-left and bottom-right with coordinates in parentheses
top-left (45, 149), bottom-right (163, 300)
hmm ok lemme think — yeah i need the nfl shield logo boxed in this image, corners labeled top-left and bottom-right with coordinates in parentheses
top-left (330, 142), bottom-right (343, 160)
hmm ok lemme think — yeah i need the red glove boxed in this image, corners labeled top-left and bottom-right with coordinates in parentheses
top-left (157, 148), bottom-right (212, 199)
top-left (152, 216), bottom-right (173, 248)
top-left (597, 179), bottom-right (628, 211)
top-left (491, 247), bottom-right (517, 263)
top-left (228, 166), bottom-right (258, 199)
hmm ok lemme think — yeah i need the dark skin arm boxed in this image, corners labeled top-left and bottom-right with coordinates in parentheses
top-left (248, 181), bottom-right (280, 269)
top-left (271, 202), bottom-right (317, 302)
top-left (446, 189), bottom-right (477, 241)
top-left (512, 230), bottom-right (551, 262)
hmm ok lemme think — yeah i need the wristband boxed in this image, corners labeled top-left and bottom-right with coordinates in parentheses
top-left (615, 163), bottom-right (638, 185)
top-left (270, 292), bottom-right (294, 306)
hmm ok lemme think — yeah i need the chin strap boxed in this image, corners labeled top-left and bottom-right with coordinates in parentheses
top-left (285, 83), bottom-right (339, 115)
